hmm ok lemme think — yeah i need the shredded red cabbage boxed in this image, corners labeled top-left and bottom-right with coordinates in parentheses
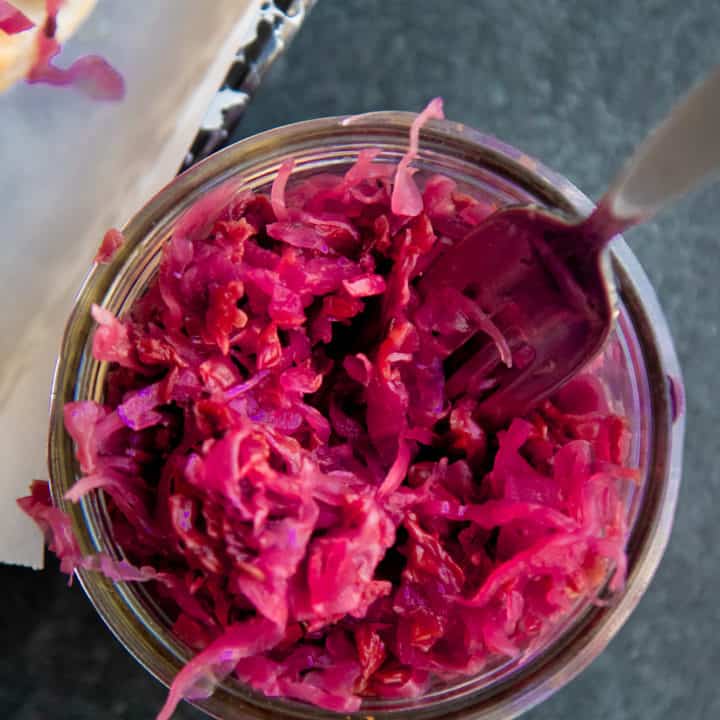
top-left (94, 227), bottom-right (125, 264)
top-left (19, 100), bottom-right (636, 717)
top-left (0, 0), bottom-right (33, 34)
top-left (391, 97), bottom-right (444, 217)
top-left (14, 0), bottom-right (125, 100)
top-left (17, 480), bottom-right (165, 583)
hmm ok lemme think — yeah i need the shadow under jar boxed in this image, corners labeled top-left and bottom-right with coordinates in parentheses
top-left (48, 113), bottom-right (685, 720)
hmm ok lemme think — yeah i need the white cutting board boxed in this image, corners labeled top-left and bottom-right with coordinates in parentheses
top-left (0, 0), bottom-right (263, 567)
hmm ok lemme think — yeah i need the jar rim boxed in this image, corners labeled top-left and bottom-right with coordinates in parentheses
top-left (47, 112), bottom-right (685, 720)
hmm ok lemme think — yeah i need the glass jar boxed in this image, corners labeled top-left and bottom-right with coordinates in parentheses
top-left (48, 113), bottom-right (685, 720)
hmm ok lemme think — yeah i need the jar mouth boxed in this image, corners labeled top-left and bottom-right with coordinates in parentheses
top-left (47, 113), bottom-right (685, 720)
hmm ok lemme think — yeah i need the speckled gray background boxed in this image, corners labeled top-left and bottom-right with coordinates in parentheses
top-left (3, 1), bottom-right (719, 718)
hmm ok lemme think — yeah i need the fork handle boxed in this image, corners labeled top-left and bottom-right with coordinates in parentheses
top-left (604, 65), bottom-right (720, 225)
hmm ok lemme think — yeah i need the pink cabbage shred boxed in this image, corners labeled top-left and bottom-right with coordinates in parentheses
top-left (0, 0), bottom-right (33, 34)
top-left (94, 227), bottom-right (125, 264)
top-left (2, 0), bottom-right (125, 100)
top-left (19, 99), bottom-right (635, 718)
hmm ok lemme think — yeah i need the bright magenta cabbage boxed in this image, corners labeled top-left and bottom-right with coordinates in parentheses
top-left (8, 0), bottom-right (126, 99)
top-left (0, 0), bottom-right (33, 34)
top-left (94, 227), bottom-right (125, 264)
top-left (19, 99), bottom-right (636, 718)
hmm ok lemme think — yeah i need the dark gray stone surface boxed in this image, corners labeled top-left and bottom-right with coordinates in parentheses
top-left (3, 1), bottom-right (719, 718)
